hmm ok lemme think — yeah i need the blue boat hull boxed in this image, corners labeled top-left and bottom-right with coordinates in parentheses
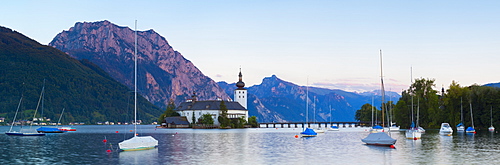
top-left (37, 127), bottom-right (67, 133)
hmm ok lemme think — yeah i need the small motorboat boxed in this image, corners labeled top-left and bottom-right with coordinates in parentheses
top-left (439, 123), bottom-right (453, 136)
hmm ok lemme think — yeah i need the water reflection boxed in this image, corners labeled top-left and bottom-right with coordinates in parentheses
top-left (119, 148), bottom-right (159, 165)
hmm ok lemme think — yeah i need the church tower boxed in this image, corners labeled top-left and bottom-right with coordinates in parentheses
top-left (234, 68), bottom-right (247, 109)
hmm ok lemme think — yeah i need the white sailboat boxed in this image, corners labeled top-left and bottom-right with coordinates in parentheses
top-left (406, 67), bottom-right (421, 140)
top-left (361, 50), bottom-right (396, 147)
top-left (6, 85), bottom-right (46, 136)
top-left (388, 96), bottom-right (400, 132)
top-left (328, 105), bottom-right (339, 131)
top-left (118, 21), bottom-right (158, 151)
top-left (456, 98), bottom-right (465, 132)
top-left (489, 106), bottom-right (495, 132)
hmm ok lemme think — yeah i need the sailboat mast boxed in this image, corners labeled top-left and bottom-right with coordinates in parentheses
top-left (9, 96), bottom-right (23, 132)
top-left (134, 20), bottom-right (138, 136)
top-left (491, 106), bottom-right (493, 126)
top-left (470, 102), bottom-right (474, 128)
top-left (461, 97), bottom-right (463, 124)
top-left (379, 50), bottom-right (385, 127)
top-left (306, 78), bottom-right (309, 127)
top-left (57, 108), bottom-right (65, 126)
top-left (410, 66), bottom-right (414, 128)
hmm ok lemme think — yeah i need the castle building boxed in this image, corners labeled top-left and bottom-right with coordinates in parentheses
top-left (174, 69), bottom-right (248, 125)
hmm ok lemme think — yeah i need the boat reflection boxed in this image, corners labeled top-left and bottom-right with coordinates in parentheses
top-left (119, 148), bottom-right (159, 164)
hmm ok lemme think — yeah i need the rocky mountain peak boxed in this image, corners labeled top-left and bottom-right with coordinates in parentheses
top-left (50, 20), bottom-right (229, 107)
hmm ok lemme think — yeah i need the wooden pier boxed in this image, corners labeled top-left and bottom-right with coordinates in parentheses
top-left (258, 121), bottom-right (362, 128)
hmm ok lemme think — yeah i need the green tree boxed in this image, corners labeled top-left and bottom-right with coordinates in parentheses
top-left (158, 100), bottom-right (179, 123)
top-left (218, 100), bottom-right (230, 128)
top-left (248, 116), bottom-right (258, 128)
top-left (355, 103), bottom-right (379, 125)
top-left (200, 113), bottom-right (214, 125)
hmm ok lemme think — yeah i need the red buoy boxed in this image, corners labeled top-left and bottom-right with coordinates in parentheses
top-left (414, 137), bottom-right (418, 140)
top-left (115, 131), bottom-right (119, 133)
top-left (294, 135), bottom-right (299, 138)
top-left (390, 145), bottom-right (395, 149)
top-left (106, 149), bottom-right (112, 153)
top-left (103, 139), bottom-right (107, 143)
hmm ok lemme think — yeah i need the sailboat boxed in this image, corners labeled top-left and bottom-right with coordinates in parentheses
top-left (36, 81), bottom-right (66, 133)
top-left (37, 108), bottom-right (67, 133)
top-left (328, 105), bottom-right (339, 131)
top-left (456, 98), bottom-right (465, 132)
top-left (361, 50), bottom-right (396, 146)
top-left (300, 79), bottom-right (317, 137)
top-left (465, 102), bottom-right (476, 134)
top-left (312, 96), bottom-right (325, 133)
top-left (388, 96), bottom-right (400, 132)
top-left (6, 87), bottom-right (46, 136)
top-left (118, 21), bottom-right (158, 151)
top-left (489, 106), bottom-right (495, 132)
top-left (406, 67), bottom-right (421, 140)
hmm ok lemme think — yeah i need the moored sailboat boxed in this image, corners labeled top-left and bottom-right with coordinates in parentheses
top-left (118, 21), bottom-right (158, 151)
top-left (361, 50), bottom-right (396, 147)
top-left (457, 98), bottom-right (465, 132)
top-left (300, 79), bottom-right (317, 137)
top-left (466, 102), bottom-right (476, 134)
top-left (489, 106), bottom-right (495, 132)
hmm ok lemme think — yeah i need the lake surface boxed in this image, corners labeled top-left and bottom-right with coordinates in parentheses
top-left (1, 125), bottom-right (500, 164)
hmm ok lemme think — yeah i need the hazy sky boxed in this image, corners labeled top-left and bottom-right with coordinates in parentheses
top-left (3, 1), bottom-right (500, 93)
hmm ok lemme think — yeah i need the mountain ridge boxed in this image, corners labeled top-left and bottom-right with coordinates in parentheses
top-left (49, 20), bottom-right (229, 108)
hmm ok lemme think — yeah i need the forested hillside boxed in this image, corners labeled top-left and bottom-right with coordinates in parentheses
top-left (0, 26), bottom-right (161, 124)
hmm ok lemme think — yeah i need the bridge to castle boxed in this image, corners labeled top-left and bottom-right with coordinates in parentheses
top-left (258, 121), bottom-right (367, 128)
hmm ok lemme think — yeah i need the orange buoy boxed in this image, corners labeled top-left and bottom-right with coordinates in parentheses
top-left (294, 135), bottom-right (299, 138)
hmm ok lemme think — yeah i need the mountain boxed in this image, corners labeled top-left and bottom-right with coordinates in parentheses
top-left (49, 20), bottom-right (229, 108)
top-left (219, 75), bottom-right (401, 122)
top-left (0, 26), bottom-right (161, 124)
top-left (484, 82), bottom-right (500, 88)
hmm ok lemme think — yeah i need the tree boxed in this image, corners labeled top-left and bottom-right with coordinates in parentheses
top-left (158, 100), bottom-right (179, 123)
top-left (200, 113), bottom-right (214, 125)
top-left (218, 100), bottom-right (230, 127)
top-left (248, 116), bottom-right (258, 128)
top-left (355, 103), bottom-right (378, 125)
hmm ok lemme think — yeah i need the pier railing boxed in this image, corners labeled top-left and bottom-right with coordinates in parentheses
top-left (258, 121), bottom-right (366, 128)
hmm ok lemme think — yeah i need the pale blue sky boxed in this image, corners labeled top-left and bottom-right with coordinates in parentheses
top-left (2, 1), bottom-right (500, 93)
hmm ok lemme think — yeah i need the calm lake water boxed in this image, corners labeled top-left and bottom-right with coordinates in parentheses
top-left (1, 125), bottom-right (500, 164)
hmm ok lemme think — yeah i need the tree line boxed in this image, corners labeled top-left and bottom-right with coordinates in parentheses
top-left (356, 78), bottom-right (500, 130)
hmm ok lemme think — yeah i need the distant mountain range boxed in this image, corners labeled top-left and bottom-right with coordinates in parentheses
top-left (484, 83), bottom-right (500, 88)
top-left (219, 75), bottom-right (401, 122)
top-left (49, 20), bottom-right (229, 108)
top-left (0, 26), bottom-right (161, 124)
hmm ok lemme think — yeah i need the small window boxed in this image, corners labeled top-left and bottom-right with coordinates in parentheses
top-left (239, 96), bottom-right (241, 98)
top-left (242, 96), bottom-right (244, 98)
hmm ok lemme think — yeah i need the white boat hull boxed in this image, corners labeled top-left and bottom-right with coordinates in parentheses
top-left (119, 136), bottom-right (158, 151)
top-left (457, 126), bottom-right (465, 132)
top-left (439, 123), bottom-right (453, 136)
top-left (405, 129), bottom-right (421, 140)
